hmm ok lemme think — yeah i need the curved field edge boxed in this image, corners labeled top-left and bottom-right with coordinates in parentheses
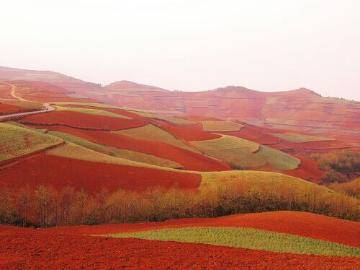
top-left (202, 120), bottom-right (244, 132)
top-left (47, 143), bottom-right (190, 173)
top-left (0, 122), bottom-right (63, 162)
top-left (1, 228), bottom-right (359, 270)
top-left (200, 170), bottom-right (360, 220)
top-left (107, 227), bottom-right (360, 257)
top-left (66, 211), bottom-right (360, 248)
top-left (191, 135), bottom-right (300, 170)
top-left (272, 132), bottom-right (334, 143)
top-left (53, 105), bottom-right (131, 119)
top-left (113, 124), bottom-right (199, 153)
top-left (48, 131), bottom-right (183, 169)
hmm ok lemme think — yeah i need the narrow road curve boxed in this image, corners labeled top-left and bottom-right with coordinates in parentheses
top-left (0, 82), bottom-right (55, 122)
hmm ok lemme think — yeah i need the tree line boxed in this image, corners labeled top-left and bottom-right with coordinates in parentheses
top-left (0, 181), bottom-right (359, 227)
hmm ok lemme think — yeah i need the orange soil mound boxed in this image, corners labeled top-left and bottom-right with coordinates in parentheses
top-left (153, 120), bottom-right (221, 141)
top-left (43, 126), bottom-right (230, 171)
top-left (0, 227), bottom-right (358, 270)
top-left (63, 211), bottom-right (360, 247)
top-left (20, 111), bottom-right (148, 130)
top-left (0, 153), bottom-right (200, 192)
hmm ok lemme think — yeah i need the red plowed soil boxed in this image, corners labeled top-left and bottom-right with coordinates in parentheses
top-left (42, 126), bottom-right (230, 171)
top-left (226, 125), bottom-right (281, 145)
top-left (0, 226), bottom-right (358, 270)
top-left (0, 154), bottom-right (201, 192)
top-left (0, 103), bottom-right (24, 115)
top-left (20, 110), bottom-right (148, 130)
top-left (62, 211), bottom-right (360, 247)
top-left (285, 156), bottom-right (324, 182)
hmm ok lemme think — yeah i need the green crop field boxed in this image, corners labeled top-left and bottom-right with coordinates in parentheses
top-left (114, 124), bottom-right (199, 153)
top-left (108, 227), bottom-right (360, 256)
top-left (51, 101), bottom-right (121, 109)
top-left (54, 105), bottom-right (130, 119)
top-left (130, 110), bottom-right (195, 125)
top-left (191, 135), bottom-right (299, 170)
top-left (256, 145), bottom-right (300, 170)
top-left (272, 132), bottom-right (333, 143)
top-left (202, 120), bottom-right (243, 132)
top-left (0, 123), bottom-right (63, 162)
top-left (49, 131), bottom-right (182, 169)
top-left (47, 143), bottom-right (189, 173)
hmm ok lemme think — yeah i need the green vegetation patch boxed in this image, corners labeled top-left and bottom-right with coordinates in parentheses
top-left (256, 145), bottom-right (300, 170)
top-left (202, 120), bottom-right (244, 132)
top-left (0, 123), bottom-right (63, 162)
top-left (54, 105), bottom-right (130, 119)
top-left (273, 132), bottom-right (333, 143)
top-left (48, 132), bottom-right (182, 169)
top-left (114, 124), bottom-right (198, 153)
top-left (130, 110), bottom-right (194, 125)
top-left (108, 227), bottom-right (360, 257)
top-left (51, 102), bottom-right (120, 109)
top-left (191, 135), bottom-right (299, 170)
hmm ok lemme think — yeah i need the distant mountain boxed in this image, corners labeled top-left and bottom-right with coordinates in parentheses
top-left (0, 66), bottom-right (103, 100)
top-left (104, 84), bottom-right (359, 139)
top-left (105, 80), bottom-right (169, 93)
top-left (1, 66), bottom-right (359, 142)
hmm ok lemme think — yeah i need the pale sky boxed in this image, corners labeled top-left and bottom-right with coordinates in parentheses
top-left (1, 0), bottom-right (359, 100)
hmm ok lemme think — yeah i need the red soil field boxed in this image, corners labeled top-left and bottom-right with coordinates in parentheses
top-left (9, 81), bottom-right (95, 103)
top-left (62, 211), bottom-right (360, 247)
top-left (226, 124), bottom-right (281, 145)
top-left (285, 156), bottom-right (324, 182)
top-left (0, 226), bottom-right (358, 270)
top-left (153, 120), bottom-right (221, 141)
top-left (0, 103), bottom-right (24, 115)
top-left (41, 126), bottom-right (230, 171)
top-left (20, 110), bottom-right (148, 130)
top-left (58, 105), bottom-right (144, 120)
top-left (0, 83), bottom-right (13, 99)
top-left (0, 153), bottom-right (201, 192)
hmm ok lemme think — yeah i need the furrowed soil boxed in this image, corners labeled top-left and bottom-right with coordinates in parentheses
top-left (0, 153), bottom-right (201, 192)
top-left (0, 226), bottom-right (358, 270)
top-left (20, 111), bottom-right (148, 130)
top-left (38, 126), bottom-right (230, 171)
top-left (61, 211), bottom-right (360, 247)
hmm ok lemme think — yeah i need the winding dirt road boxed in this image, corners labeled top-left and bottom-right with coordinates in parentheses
top-left (0, 82), bottom-right (55, 122)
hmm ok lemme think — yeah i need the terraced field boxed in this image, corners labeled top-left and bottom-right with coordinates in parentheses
top-left (49, 131), bottom-right (182, 168)
top-left (273, 132), bottom-right (333, 143)
top-left (20, 110), bottom-right (147, 130)
top-left (109, 227), bottom-right (359, 256)
top-left (0, 123), bottom-right (62, 162)
top-left (202, 120), bottom-right (244, 132)
top-left (114, 124), bottom-right (198, 153)
top-left (192, 135), bottom-right (300, 170)
top-left (54, 105), bottom-right (130, 119)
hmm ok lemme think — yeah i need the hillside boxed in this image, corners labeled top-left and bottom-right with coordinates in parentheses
top-left (103, 84), bottom-right (360, 145)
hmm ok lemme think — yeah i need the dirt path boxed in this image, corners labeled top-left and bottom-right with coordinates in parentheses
top-left (0, 83), bottom-right (55, 122)
top-left (9, 83), bottom-right (27, 102)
